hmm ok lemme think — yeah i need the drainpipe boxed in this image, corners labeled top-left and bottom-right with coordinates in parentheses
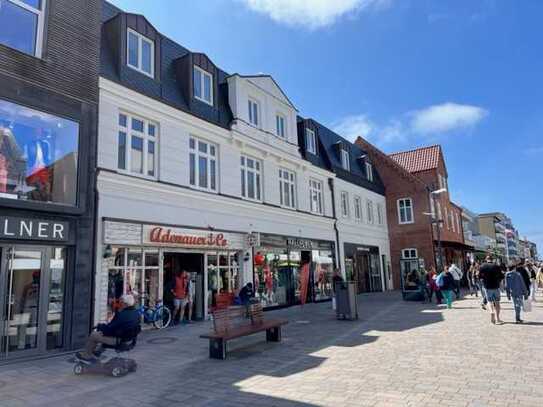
top-left (328, 178), bottom-right (341, 273)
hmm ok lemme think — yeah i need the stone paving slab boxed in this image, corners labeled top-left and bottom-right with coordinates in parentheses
top-left (1, 291), bottom-right (542, 406)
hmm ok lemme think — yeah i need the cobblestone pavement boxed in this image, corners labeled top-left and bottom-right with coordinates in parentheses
top-left (1, 291), bottom-right (543, 407)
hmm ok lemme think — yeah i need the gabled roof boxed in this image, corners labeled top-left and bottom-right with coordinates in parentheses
top-left (229, 74), bottom-right (297, 111)
top-left (389, 145), bottom-right (442, 174)
top-left (355, 137), bottom-right (428, 189)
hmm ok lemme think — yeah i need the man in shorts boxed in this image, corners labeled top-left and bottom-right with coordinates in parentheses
top-left (479, 256), bottom-right (504, 324)
top-left (171, 270), bottom-right (189, 324)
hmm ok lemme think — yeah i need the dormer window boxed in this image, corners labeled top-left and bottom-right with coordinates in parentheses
top-left (127, 28), bottom-right (154, 78)
top-left (306, 129), bottom-right (316, 155)
top-left (366, 162), bottom-right (373, 182)
top-left (248, 98), bottom-right (259, 127)
top-left (276, 114), bottom-right (286, 138)
top-left (340, 148), bottom-right (350, 171)
top-left (193, 65), bottom-right (213, 105)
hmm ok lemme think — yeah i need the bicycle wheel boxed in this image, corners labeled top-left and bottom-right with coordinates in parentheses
top-left (153, 305), bottom-right (172, 329)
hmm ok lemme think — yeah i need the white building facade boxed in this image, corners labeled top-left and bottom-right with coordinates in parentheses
top-left (94, 5), bottom-right (392, 325)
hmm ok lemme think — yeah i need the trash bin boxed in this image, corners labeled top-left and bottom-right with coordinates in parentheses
top-left (335, 281), bottom-right (358, 320)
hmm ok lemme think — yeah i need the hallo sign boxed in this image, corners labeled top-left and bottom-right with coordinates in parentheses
top-left (144, 226), bottom-right (229, 248)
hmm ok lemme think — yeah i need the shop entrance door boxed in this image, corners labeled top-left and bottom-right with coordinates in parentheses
top-left (163, 252), bottom-right (204, 322)
top-left (0, 246), bottom-right (64, 360)
top-left (354, 252), bottom-right (370, 294)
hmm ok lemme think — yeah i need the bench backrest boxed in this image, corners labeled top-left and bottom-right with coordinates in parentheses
top-left (212, 303), bottom-right (264, 333)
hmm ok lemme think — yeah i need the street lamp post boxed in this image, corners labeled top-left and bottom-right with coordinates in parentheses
top-left (424, 188), bottom-right (447, 272)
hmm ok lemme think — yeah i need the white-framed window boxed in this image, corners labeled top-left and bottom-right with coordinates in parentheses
top-left (189, 137), bottom-right (217, 192)
top-left (402, 248), bottom-right (418, 259)
top-left (397, 198), bottom-right (414, 224)
top-left (279, 168), bottom-right (296, 209)
top-left (456, 212), bottom-right (461, 234)
top-left (444, 207), bottom-right (449, 230)
top-left (340, 191), bottom-right (349, 218)
top-left (366, 162), bottom-right (373, 182)
top-left (248, 98), bottom-right (259, 127)
top-left (0, 0), bottom-right (46, 58)
top-left (276, 114), bottom-right (286, 138)
top-left (127, 28), bottom-right (154, 77)
top-left (240, 155), bottom-right (262, 201)
top-left (366, 200), bottom-right (374, 224)
top-left (377, 203), bottom-right (384, 225)
top-left (340, 148), bottom-right (350, 171)
top-left (354, 196), bottom-right (362, 222)
top-left (118, 112), bottom-right (157, 178)
top-left (309, 179), bottom-right (323, 215)
top-left (450, 209), bottom-right (455, 232)
top-left (429, 193), bottom-right (436, 217)
top-left (306, 128), bottom-right (317, 154)
top-left (193, 65), bottom-right (213, 105)
top-left (436, 201), bottom-right (443, 228)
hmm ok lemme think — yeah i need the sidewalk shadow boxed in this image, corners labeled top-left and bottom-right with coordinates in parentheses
top-left (148, 291), bottom-right (444, 405)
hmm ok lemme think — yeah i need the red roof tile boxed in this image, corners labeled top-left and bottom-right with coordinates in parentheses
top-left (388, 145), bottom-right (441, 173)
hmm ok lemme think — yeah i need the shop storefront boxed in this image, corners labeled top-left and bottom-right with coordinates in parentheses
top-left (343, 243), bottom-right (386, 294)
top-left (0, 91), bottom-right (96, 361)
top-left (0, 216), bottom-right (77, 360)
top-left (253, 234), bottom-right (335, 309)
top-left (99, 221), bottom-right (248, 322)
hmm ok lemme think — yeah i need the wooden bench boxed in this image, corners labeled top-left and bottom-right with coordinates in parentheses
top-left (200, 303), bottom-right (288, 359)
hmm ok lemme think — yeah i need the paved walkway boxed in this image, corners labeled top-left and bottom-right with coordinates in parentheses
top-left (1, 291), bottom-right (543, 407)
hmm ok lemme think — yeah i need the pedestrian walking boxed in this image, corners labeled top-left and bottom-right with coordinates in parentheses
top-left (448, 263), bottom-right (463, 299)
top-left (426, 266), bottom-right (439, 303)
top-left (536, 263), bottom-right (543, 294)
top-left (505, 265), bottom-right (529, 323)
top-left (479, 256), bottom-right (504, 324)
top-left (467, 262), bottom-right (479, 297)
top-left (527, 262), bottom-right (537, 302)
top-left (437, 268), bottom-right (455, 309)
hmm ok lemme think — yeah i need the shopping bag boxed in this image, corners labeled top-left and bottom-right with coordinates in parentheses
top-left (523, 298), bottom-right (532, 312)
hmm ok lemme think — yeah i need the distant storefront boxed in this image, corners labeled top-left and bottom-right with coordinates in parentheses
top-left (343, 243), bottom-right (387, 294)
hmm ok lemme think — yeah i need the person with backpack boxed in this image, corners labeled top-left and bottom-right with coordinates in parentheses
top-left (479, 256), bottom-right (504, 324)
top-left (436, 267), bottom-right (455, 309)
top-left (505, 264), bottom-right (529, 324)
top-left (448, 263), bottom-right (463, 299)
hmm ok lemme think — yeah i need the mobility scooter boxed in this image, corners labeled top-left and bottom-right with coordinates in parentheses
top-left (73, 325), bottom-right (140, 377)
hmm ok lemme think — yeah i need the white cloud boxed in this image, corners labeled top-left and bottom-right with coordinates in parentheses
top-left (410, 102), bottom-right (488, 135)
top-left (332, 102), bottom-right (488, 149)
top-left (238, 0), bottom-right (391, 29)
top-left (331, 114), bottom-right (405, 146)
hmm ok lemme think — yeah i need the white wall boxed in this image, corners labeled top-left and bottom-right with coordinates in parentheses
top-left (334, 178), bottom-right (392, 290)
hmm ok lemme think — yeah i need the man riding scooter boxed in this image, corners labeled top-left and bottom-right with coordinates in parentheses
top-left (77, 294), bottom-right (140, 361)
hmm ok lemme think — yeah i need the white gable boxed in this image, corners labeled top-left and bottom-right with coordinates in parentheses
top-left (245, 76), bottom-right (297, 111)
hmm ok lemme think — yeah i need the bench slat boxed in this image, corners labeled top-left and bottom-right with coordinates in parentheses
top-left (201, 318), bottom-right (288, 340)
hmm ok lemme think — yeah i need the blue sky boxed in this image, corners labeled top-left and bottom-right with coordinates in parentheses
top-left (109, 0), bottom-right (543, 252)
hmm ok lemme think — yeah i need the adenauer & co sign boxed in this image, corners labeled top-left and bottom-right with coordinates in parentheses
top-left (142, 225), bottom-right (245, 250)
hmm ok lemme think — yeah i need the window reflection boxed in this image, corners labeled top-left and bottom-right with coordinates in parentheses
top-left (0, 99), bottom-right (79, 205)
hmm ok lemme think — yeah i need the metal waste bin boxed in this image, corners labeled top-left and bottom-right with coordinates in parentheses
top-left (335, 281), bottom-right (358, 320)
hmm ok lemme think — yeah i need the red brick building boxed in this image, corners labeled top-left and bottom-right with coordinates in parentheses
top-left (355, 140), bottom-right (468, 288)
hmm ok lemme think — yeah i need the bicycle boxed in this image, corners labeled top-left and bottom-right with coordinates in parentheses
top-left (137, 296), bottom-right (172, 329)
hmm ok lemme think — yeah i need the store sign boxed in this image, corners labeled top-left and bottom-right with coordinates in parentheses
top-left (246, 232), bottom-right (260, 247)
top-left (287, 238), bottom-right (314, 250)
top-left (143, 225), bottom-right (245, 249)
top-left (0, 216), bottom-right (68, 241)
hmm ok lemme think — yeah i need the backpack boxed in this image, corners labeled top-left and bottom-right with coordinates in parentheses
top-left (435, 273), bottom-right (444, 288)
